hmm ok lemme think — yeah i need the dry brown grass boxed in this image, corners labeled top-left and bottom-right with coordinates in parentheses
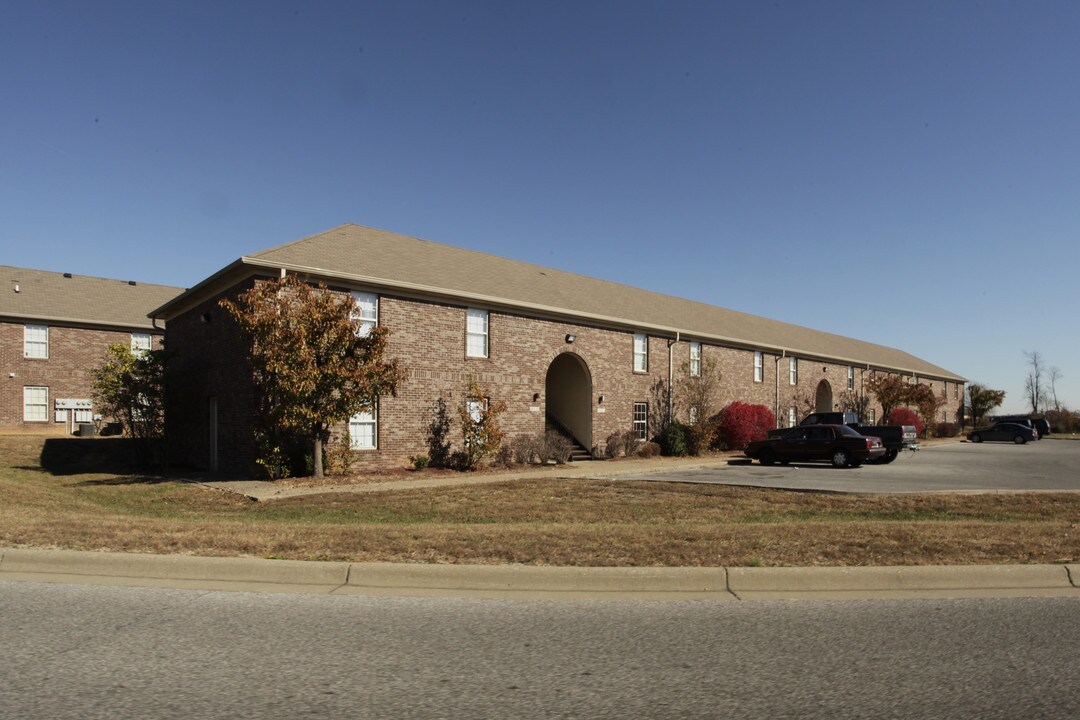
top-left (2, 435), bottom-right (1078, 566)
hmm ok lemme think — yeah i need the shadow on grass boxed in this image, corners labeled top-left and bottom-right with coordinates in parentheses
top-left (38, 437), bottom-right (165, 479)
top-left (68, 474), bottom-right (178, 487)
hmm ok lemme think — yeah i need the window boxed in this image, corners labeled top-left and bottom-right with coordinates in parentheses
top-left (869, 408), bottom-right (876, 423)
top-left (847, 366), bottom-right (855, 390)
top-left (955, 384), bottom-right (959, 400)
top-left (351, 291), bottom-right (379, 337)
top-left (633, 333), bottom-right (648, 372)
top-left (788, 406), bottom-right (797, 428)
top-left (689, 406), bottom-right (698, 425)
top-left (349, 404), bottom-right (377, 449)
top-left (466, 309), bottom-right (488, 358)
top-left (689, 342), bottom-right (701, 377)
top-left (941, 382), bottom-right (948, 399)
top-left (633, 402), bottom-right (648, 440)
top-left (789, 357), bottom-right (798, 385)
top-left (754, 352), bottom-right (763, 383)
top-left (131, 333), bottom-right (152, 356)
top-left (23, 387), bottom-right (48, 422)
top-left (466, 397), bottom-right (487, 423)
top-left (24, 325), bottom-right (48, 359)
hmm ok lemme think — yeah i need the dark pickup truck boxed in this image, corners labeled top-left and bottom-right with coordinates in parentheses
top-left (767, 411), bottom-right (918, 463)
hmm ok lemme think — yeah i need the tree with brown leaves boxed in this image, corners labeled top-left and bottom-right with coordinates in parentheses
top-left (221, 275), bottom-right (406, 478)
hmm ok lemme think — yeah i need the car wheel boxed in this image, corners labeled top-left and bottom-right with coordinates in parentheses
top-left (970, 434), bottom-right (982, 443)
top-left (759, 450), bottom-right (776, 466)
top-left (831, 450), bottom-right (850, 468)
top-left (880, 449), bottom-right (898, 464)
top-left (1014, 435), bottom-right (1027, 445)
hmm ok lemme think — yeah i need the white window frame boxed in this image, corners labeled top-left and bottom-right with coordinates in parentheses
top-left (24, 386), bottom-right (49, 422)
top-left (466, 309), bottom-right (489, 358)
top-left (789, 357), bottom-right (798, 385)
top-left (689, 342), bottom-right (701, 377)
top-left (633, 401), bottom-right (648, 440)
top-left (754, 351), bottom-right (763, 383)
top-left (869, 408), bottom-right (876, 423)
top-left (788, 406), bottom-right (797, 428)
top-left (24, 324), bottom-right (49, 359)
top-left (847, 366), bottom-right (855, 390)
top-left (131, 332), bottom-right (152, 357)
top-left (351, 291), bottom-right (379, 337)
top-left (633, 333), bottom-right (648, 373)
top-left (349, 403), bottom-right (378, 450)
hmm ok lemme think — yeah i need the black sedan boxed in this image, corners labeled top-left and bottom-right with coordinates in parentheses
top-left (967, 423), bottom-right (1038, 444)
top-left (745, 424), bottom-right (886, 468)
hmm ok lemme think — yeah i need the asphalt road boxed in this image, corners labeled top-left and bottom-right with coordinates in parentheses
top-left (2, 581), bottom-right (1078, 719)
top-left (624, 439), bottom-right (1080, 493)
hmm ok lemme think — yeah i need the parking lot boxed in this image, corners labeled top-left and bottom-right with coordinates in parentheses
top-left (625, 439), bottom-right (1080, 494)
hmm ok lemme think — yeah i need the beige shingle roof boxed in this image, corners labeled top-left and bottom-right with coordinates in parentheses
top-left (0, 266), bottom-right (183, 331)
top-left (236, 224), bottom-right (963, 381)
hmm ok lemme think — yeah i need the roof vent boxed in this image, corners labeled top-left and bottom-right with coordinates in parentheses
top-left (13, 284), bottom-right (19, 293)
top-left (128, 280), bottom-right (137, 286)
top-left (63, 273), bottom-right (72, 278)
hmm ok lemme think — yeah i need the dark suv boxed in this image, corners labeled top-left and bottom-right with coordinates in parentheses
top-left (989, 415), bottom-right (1049, 438)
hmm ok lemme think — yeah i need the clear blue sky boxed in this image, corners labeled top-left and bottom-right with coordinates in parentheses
top-left (3, 1), bottom-right (1078, 415)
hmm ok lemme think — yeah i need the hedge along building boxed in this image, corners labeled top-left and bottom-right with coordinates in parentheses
top-left (1, 266), bottom-right (183, 430)
top-left (151, 224), bottom-right (966, 475)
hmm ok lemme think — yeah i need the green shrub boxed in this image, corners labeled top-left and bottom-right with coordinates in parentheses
top-left (409, 454), bottom-right (430, 470)
top-left (657, 421), bottom-right (690, 456)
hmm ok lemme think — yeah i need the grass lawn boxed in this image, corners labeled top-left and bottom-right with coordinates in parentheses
top-left (2, 433), bottom-right (1078, 567)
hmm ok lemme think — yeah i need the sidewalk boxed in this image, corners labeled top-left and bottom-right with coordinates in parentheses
top-left (198, 454), bottom-right (739, 501)
top-left (2, 547), bottom-right (1078, 601)
top-left (198, 437), bottom-right (969, 501)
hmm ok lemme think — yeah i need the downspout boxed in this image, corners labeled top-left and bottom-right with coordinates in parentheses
top-left (668, 332), bottom-right (680, 424)
top-left (775, 350), bottom-right (787, 428)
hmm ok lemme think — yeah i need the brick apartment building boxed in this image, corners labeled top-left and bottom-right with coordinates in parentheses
top-left (152, 224), bottom-right (965, 476)
top-left (1, 266), bottom-right (182, 431)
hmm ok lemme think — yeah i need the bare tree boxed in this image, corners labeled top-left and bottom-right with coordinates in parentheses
top-left (1048, 366), bottom-right (1064, 412)
top-left (1023, 350), bottom-right (1047, 415)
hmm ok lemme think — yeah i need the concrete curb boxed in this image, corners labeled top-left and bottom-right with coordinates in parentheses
top-left (3, 548), bottom-right (1079, 601)
top-left (728, 564), bottom-right (1080, 600)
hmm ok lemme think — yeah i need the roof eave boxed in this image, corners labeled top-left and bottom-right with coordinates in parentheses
top-left (246, 258), bottom-right (966, 383)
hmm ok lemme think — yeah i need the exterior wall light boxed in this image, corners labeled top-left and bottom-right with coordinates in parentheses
top-left (533, 392), bottom-right (540, 402)
top-left (565, 334), bottom-right (576, 343)
top-left (597, 395), bottom-right (604, 405)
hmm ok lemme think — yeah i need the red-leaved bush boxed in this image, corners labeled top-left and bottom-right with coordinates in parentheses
top-left (713, 402), bottom-right (776, 450)
top-left (887, 407), bottom-right (925, 437)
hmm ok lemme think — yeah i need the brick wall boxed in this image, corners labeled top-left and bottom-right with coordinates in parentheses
top-left (1, 320), bottom-right (163, 429)
top-left (164, 280), bottom-right (258, 475)
top-left (163, 279), bottom-right (964, 476)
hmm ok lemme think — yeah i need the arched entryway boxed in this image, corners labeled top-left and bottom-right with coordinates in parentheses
top-left (545, 352), bottom-right (592, 452)
top-left (815, 379), bottom-right (833, 413)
